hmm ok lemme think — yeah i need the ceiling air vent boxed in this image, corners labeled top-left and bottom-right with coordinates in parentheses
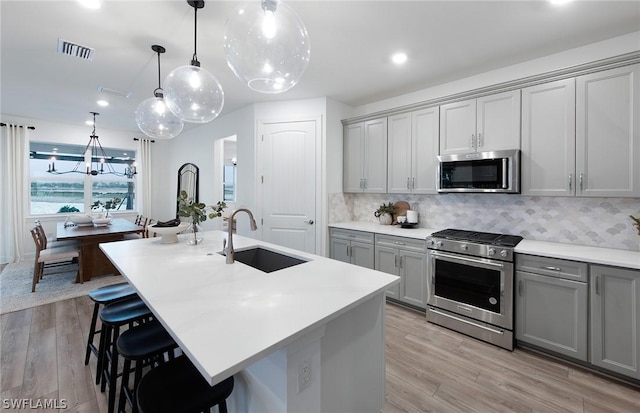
top-left (57, 38), bottom-right (95, 61)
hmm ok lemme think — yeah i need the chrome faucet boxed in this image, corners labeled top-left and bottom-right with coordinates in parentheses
top-left (225, 208), bottom-right (258, 264)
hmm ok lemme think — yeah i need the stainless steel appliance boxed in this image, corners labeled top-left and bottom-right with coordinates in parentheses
top-left (426, 229), bottom-right (523, 350)
top-left (437, 149), bottom-right (520, 193)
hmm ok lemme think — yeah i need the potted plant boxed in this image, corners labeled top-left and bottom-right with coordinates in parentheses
top-left (177, 190), bottom-right (226, 245)
top-left (374, 202), bottom-right (395, 225)
top-left (91, 196), bottom-right (122, 218)
top-left (631, 215), bottom-right (640, 235)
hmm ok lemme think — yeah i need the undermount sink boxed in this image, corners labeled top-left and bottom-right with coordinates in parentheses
top-left (222, 247), bottom-right (307, 273)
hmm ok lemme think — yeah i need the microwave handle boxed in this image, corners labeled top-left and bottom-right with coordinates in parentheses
top-left (502, 158), bottom-right (508, 189)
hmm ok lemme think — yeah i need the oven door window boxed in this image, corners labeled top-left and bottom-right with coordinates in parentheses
top-left (440, 159), bottom-right (504, 189)
top-left (434, 259), bottom-right (501, 312)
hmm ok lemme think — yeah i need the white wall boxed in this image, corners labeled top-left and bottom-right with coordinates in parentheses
top-left (352, 31), bottom-right (640, 117)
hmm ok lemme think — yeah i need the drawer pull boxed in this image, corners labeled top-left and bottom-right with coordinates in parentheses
top-left (393, 241), bottom-right (406, 246)
top-left (595, 275), bottom-right (600, 295)
top-left (541, 266), bottom-right (561, 272)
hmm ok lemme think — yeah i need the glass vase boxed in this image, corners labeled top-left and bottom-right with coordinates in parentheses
top-left (186, 223), bottom-right (203, 245)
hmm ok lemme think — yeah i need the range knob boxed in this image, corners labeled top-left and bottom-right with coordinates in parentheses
top-left (427, 239), bottom-right (434, 246)
top-left (500, 250), bottom-right (508, 258)
top-left (460, 244), bottom-right (468, 251)
top-left (436, 241), bottom-right (444, 248)
top-left (487, 248), bottom-right (496, 256)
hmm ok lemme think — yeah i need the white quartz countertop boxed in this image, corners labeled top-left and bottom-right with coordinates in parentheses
top-left (329, 221), bottom-right (438, 240)
top-left (515, 239), bottom-right (640, 270)
top-left (329, 221), bottom-right (639, 269)
top-left (100, 231), bottom-right (399, 386)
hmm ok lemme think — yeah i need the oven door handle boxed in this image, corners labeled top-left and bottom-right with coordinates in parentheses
top-left (429, 250), bottom-right (505, 268)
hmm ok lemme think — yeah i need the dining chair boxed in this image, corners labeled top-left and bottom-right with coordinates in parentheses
top-left (30, 227), bottom-right (83, 292)
top-left (34, 219), bottom-right (79, 249)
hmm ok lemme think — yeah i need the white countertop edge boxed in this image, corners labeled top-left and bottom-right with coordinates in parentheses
top-left (515, 240), bottom-right (640, 270)
top-left (330, 221), bottom-right (639, 269)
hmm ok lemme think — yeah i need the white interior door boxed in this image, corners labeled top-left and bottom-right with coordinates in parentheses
top-left (260, 120), bottom-right (317, 253)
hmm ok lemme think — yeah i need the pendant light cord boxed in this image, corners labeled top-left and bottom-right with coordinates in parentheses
top-left (191, 5), bottom-right (199, 65)
top-left (156, 50), bottom-right (162, 89)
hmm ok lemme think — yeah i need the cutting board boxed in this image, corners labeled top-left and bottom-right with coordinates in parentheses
top-left (393, 201), bottom-right (411, 224)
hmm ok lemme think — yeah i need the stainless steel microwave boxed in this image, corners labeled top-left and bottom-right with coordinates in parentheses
top-left (437, 149), bottom-right (520, 193)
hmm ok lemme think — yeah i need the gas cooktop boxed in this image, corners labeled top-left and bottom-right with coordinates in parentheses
top-left (430, 229), bottom-right (523, 248)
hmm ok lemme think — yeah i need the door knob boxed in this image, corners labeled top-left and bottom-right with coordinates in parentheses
top-left (306, 220), bottom-right (314, 225)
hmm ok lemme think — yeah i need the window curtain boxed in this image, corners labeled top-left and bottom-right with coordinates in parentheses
top-left (0, 124), bottom-right (30, 263)
top-left (137, 138), bottom-right (153, 218)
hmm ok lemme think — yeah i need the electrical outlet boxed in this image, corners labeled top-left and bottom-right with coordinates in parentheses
top-left (297, 358), bottom-right (311, 393)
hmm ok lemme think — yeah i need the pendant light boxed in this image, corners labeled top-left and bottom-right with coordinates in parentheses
top-left (164, 0), bottom-right (224, 123)
top-left (135, 45), bottom-right (184, 139)
top-left (224, 0), bottom-right (310, 94)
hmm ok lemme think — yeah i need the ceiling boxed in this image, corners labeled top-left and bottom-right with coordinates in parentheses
top-left (2, 0), bottom-right (639, 134)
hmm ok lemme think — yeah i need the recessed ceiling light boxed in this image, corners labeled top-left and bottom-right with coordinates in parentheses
top-left (77, 0), bottom-right (102, 9)
top-left (391, 52), bottom-right (408, 65)
top-left (97, 100), bottom-right (109, 107)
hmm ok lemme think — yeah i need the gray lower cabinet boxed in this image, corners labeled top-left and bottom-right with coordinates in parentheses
top-left (329, 228), bottom-right (374, 269)
top-left (590, 265), bottom-right (640, 380)
top-left (375, 234), bottom-right (427, 309)
top-left (515, 254), bottom-right (588, 361)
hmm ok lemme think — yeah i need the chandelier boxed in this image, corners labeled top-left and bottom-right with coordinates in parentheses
top-left (47, 112), bottom-right (137, 178)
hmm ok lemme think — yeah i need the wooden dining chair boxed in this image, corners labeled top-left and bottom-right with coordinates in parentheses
top-left (30, 227), bottom-right (83, 292)
top-left (34, 219), bottom-right (79, 249)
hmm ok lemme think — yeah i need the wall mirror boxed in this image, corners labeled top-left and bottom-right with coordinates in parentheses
top-left (222, 136), bottom-right (237, 202)
top-left (177, 163), bottom-right (199, 216)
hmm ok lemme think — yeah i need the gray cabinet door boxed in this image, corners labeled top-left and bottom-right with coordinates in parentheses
top-left (330, 237), bottom-right (351, 264)
top-left (515, 271), bottom-right (587, 361)
top-left (590, 265), bottom-right (640, 379)
top-left (375, 245), bottom-right (400, 299)
top-left (399, 250), bottom-right (427, 308)
top-left (351, 241), bottom-right (374, 269)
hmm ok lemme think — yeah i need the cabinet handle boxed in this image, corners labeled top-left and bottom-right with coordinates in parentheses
top-left (347, 245), bottom-right (350, 257)
top-left (412, 177), bottom-right (415, 190)
top-left (540, 266), bottom-right (561, 272)
top-left (478, 133), bottom-right (483, 148)
top-left (568, 174), bottom-right (572, 191)
top-left (595, 275), bottom-right (600, 295)
top-left (399, 256), bottom-right (403, 269)
top-left (470, 134), bottom-right (475, 149)
top-left (394, 255), bottom-right (399, 268)
top-left (579, 173), bottom-right (584, 192)
top-left (407, 177), bottom-right (411, 190)
top-left (518, 280), bottom-right (523, 297)
top-left (363, 178), bottom-right (367, 189)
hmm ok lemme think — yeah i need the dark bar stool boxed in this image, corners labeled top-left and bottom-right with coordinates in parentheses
top-left (85, 282), bottom-right (138, 371)
top-left (116, 320), bottom-right (178, 413)
top-left (98, 296), bottom-right (153, 413)
top-left (137, 356), bottom-right (234, 413)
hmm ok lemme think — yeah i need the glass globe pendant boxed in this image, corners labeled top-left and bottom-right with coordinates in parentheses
top-left (164, 1), bottom-right (224, 124)
top-left (224, 0), bottom-right (310, 94)
top-left (135, 45), bottom-right (184, 139)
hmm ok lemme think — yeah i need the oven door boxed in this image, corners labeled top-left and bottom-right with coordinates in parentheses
top-left (427, 250), bottom-right (513, 329)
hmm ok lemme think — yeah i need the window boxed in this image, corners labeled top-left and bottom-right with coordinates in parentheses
top-left (29, 141), bottom-right (136, 215)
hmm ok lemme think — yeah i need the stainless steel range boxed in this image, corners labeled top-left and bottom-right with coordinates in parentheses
top-left (426, 229), bottom-right (523, 350)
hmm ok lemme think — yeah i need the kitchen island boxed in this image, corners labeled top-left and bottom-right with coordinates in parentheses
top-left (100, 230), bottom-right (399, 413)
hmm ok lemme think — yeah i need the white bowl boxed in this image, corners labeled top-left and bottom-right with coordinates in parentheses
top-left (92, 217), bottom-right (112, 226)
top-left (70, 214), bottom-right (94, 225)
top-left (147, 222), bottom-right (190, 244)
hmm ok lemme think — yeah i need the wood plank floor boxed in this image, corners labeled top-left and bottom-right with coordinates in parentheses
top-left (1, 296), bottom-right (638, 412)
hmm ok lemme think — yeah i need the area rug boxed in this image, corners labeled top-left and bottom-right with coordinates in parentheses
top-left (0, 261), bottom-right (125, 314)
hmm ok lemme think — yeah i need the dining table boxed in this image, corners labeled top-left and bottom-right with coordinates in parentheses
top-left (56, 217), bottom-right (143, 280)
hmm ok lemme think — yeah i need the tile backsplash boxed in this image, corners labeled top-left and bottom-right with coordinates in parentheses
top-left (328, 193), bottom-right (640, 251)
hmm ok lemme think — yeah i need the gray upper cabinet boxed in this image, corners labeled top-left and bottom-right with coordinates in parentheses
top-left (439, 90), bottom-right (521, 155)
top-left (343, 118), bottom-right (388, 193)
top-left (521, 78), bottom-right (576, 196)
top-left (590, 265), bottom-right (640, 380)
top-left (387, 107), bottom-right (439, 194)
top-left (515, 254), bottom-right (588, 361)
top-left (576, 64), bottom-right (640, 197)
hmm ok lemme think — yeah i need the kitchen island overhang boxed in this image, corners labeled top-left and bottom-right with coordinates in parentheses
top-left (100, 230), bottom-right (399, 413)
